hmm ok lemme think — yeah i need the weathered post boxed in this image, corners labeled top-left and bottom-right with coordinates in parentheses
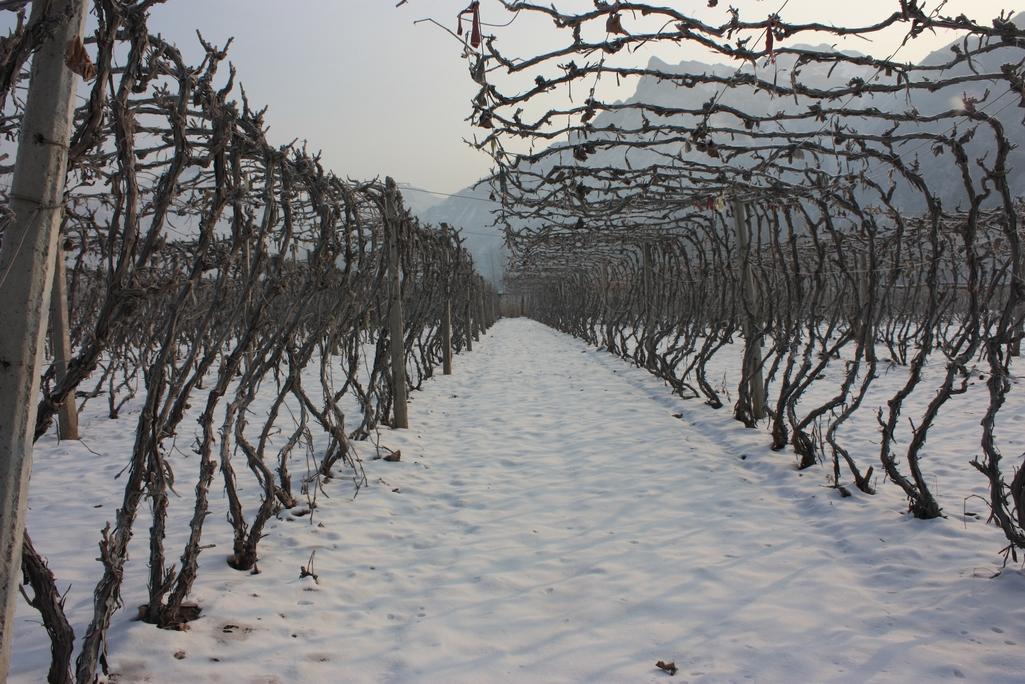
top-left (383, 177), bottom-right (408, 428)
top-left (464, 266), bottom-right (474, 351)
top-left (0, 0), bottom-right (88, 675)
top-left (732, 198), bottom-right (767, 422)
top-left (1011, 275), bottom-right (1023, 356)
top-left (483, 286), bottom-right (494, 327)
top-left (642, 241), bottom-right (653, 313)
top-left (642, 241), bottom-right (657, 366)
top-left (857, 250), bottom-right (871, 342)
top-left (48, 247), bottom-right (79, 439)
top-left (442, 298), bottom-right (453, 374)
top-left (1013, 311), bottom-right (1023, 357)
top-left (472, 277), bottom-right (482, 342)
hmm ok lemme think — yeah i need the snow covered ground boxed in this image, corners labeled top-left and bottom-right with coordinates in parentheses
top-left (12, 318), bottom-right (1025, 683)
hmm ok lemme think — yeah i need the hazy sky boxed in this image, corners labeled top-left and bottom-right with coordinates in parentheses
top-left (19, 1), bottom-right (1025, 196)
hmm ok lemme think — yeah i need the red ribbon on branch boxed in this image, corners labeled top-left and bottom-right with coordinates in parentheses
top-left (458, 2), bottom-right (482, 49)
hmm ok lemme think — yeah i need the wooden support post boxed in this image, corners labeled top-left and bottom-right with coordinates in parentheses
top-left (642, 242), bottom-right (658, 365)
top-left (383, 177), bottom-right (408, 429)
top-left (0, 0), bottom-right (88, 676)
top-left (1011, 268), bottom-right (1023, 356)
top-left (642, 241), bottom-right (653, 317)
top-left (48, 248), bottom-right (78, 440)
top-left (1012, 310), bottom-right (1023, 357)
top-left (732, 198), bottom-right (767, 422)
top-left (477, 279), bottom-right (486, 334)
top-left (465, 291), bottom-right (473, 352)
top-left (442, 298), bottom-right (453, 375)
top-left (857, 251), bottom-right (871, 342)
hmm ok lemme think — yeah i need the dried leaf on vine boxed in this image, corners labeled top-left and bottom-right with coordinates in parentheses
top-left (65, 36), bottom-right (96, 80)
top-left (606, 12), bottom-right (627, 35)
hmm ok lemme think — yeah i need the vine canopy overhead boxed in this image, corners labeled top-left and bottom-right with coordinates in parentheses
top-left (450, 0), bottom-right (1025, 273)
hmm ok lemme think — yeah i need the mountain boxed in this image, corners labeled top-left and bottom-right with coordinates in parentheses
top-left (886, 13), bottom-right (1025, 207)
top-left (573, 10), bottom-right (1025, 212)
top-left (416, 182), bottom-right (507, 286)
top-left (583, 23), bottom-right (1025, 211)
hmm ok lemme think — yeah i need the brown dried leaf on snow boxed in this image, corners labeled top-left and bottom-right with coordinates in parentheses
top-left (655, 660), bottom-right (678, 676)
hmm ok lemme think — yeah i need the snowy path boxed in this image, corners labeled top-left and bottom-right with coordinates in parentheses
top-left (14, 319), bottom-right (1025, 683)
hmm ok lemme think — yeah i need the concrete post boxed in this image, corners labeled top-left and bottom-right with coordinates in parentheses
top-left (0, 0), bottom-right (88, 675)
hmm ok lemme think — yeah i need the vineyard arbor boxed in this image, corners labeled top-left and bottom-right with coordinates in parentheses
top-left (455, 1), bottom-right (1025, 547)
top-left (1, 0), bottom-right (1025, 680)
top-left (0, 1), bottom-right (496, 681)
